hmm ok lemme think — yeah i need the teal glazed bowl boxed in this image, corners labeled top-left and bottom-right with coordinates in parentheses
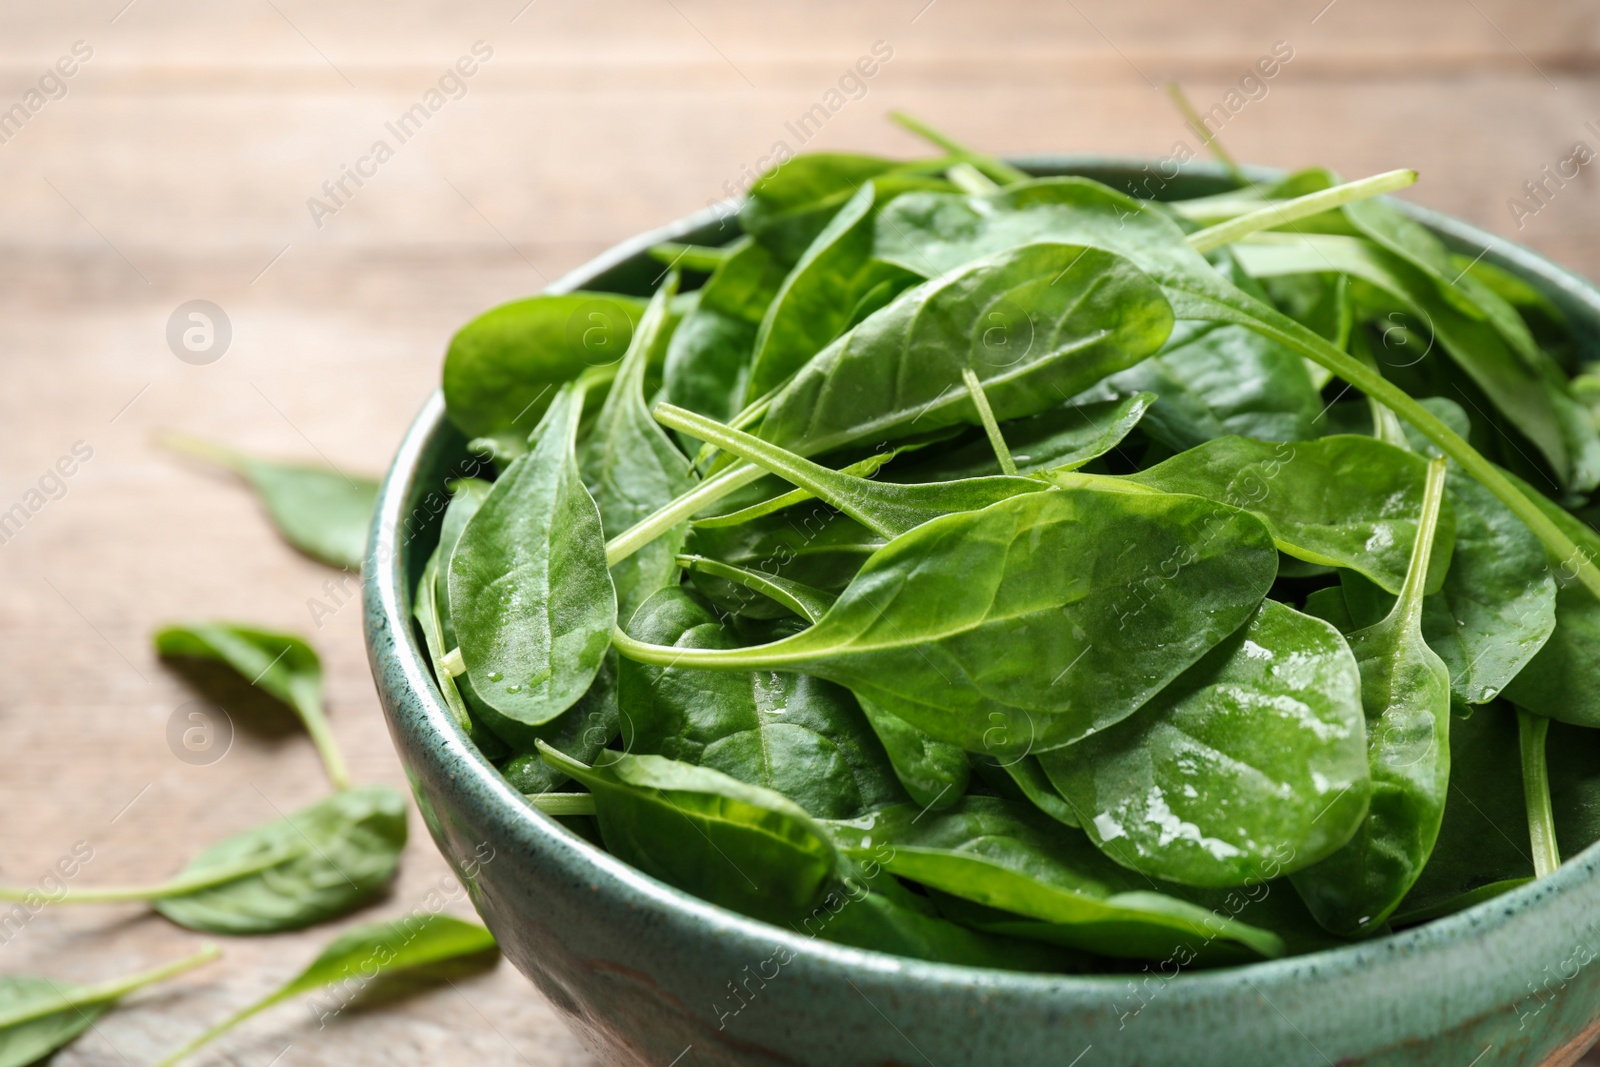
top-left (364, 159), bottom-right (1600, 1067)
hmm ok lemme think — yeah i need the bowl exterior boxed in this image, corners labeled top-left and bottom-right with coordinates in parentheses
top-left (365, 160), bottom-right (1600, 1067)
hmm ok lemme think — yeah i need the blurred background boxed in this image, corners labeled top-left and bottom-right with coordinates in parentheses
top-left (2, 2), bottom-right (1598, 1064)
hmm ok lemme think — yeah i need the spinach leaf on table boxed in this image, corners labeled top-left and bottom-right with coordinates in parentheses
top-left (1291, 459), bottom-right (1452, 936)
top-left (540, 744), bottom-right (839, 924)
top-left (154, 621), bottom-right (350, 789)
top-left (1041, 599), bottom-right (1368, 887)
top-left (0, 786), bottom-right (408, 933)
top-left (158, 433), bottom-right (379, 571)
top-left (0, 947), bottom-right (218, 1067)
top-left (614, 487), bottom-right (1279, 756)
top-left (153, 784), bottom-right (407, 934)
top-left (825, 798), bottom-right (1284, 960)
top-left (153, 915), bottom-right (497, 1067)
top-left (579, 277), bottom-right (698, 624)
top-left (617, 587), bottom-right (902, 818)
top-left (757, 241), bottom-right (1176, 458)
top-left (449, 379), bottom-right (615, 728)
top-left (443, 291), bottom-right (646, 451)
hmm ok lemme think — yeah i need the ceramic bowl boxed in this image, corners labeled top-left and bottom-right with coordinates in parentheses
top-left (364, 158), bottom-right (1600, 1067)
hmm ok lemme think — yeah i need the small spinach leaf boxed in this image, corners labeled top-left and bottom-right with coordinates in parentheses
top-left (825, 798), bottom-right (1284, 959)
top-left (1291, 459), bottom-right (1452, 936)
top-left (450, 381), bottom-right (615, 727)
top-left (442, 292), bottom-right (646, 447)
top-left (0, 948), bottom-right (219, 1067)
top-left (154, 621), bottom-right (349, 789)
top-left (540, 744), bottom-right (838, 924)
top-left (617, 587), bottom-right (902, 818)
top-left (1042, 599), bottom-right (1368, 887)
top-left (888, 393), bottom-right (1154, 481)
top-left (579, 277), bottom-right (698, 623)
top-left (153, 916), bottom-right (496, 1067)
top-left (158, 433), bottom-right (378, 570)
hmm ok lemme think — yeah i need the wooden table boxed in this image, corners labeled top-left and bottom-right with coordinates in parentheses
top-left (2, 2), bottom-right (1598, 1063)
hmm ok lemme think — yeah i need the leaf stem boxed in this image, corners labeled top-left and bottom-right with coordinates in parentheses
top-left (1518, 708), bottom-right (1560, 878)
top-left (152, 430), bottom-right (244, 472)
top-left (946, 161), bottom-right (999, 195)
top-left (1165, 82), bottom-right (1247, 186)
top-left (0, 945), bottom-right (220, 1029)
top-left (647, 241), bottom-right (731, 273)
top-left (1187, 169), bottom-right (1418, 253)
top-left (960, 368), bottom-right (1018, 476)
top-left (604, 460), bottom-right (765, 566)
top-left (888, 111), bottom-right (1031, 186)
top-left (293, 687), bottom-right (352, 791)
top-left (0, 848), bottom-right (299, 904)
top-left (1389, 457), bottom-right (1447, 629)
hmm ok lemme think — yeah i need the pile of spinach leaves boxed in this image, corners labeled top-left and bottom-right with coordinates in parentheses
top-left (425, 115), bottom-right (1600, 971)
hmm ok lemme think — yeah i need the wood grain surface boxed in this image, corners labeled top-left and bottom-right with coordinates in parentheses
top-left (1, 2), bottom-right (1597, 1064)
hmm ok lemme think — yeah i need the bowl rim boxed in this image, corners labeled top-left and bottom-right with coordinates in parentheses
top-left (366, 154), bottom-right (1600, 998)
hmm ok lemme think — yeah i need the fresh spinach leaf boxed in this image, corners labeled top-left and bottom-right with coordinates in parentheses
top-left (758, 241), bottom-right (1175, 458)
top-left (663, 237), bottom-right (788, 425)
top-left (855, 695), bottom-right (970, 812)
top-left (825, 798), bottom-right (1284, 959)
top-left (614, 487), bottom-right (1278, 756)
top-left (1291, 459), bottom-right (1452, 936)
top-left (450, 380), bottom-right (615, 728)
top-left (153, 916), bottom-right (496, 1067)
top-left (0, 947), bottom-right (218, 1067)
top-left (1042, 600), bottom-right (1368, 887)
top-left (617, 587), bottom-right (901, 818)
top-left (745, 182), bottom-right (916, 401)
top-left (540, 744), bottom-right (838, 924)
top-left (154, 621), bottom-right (349, 789)
top-left (675, 553), bottom-right (838, 624)
top-left (158, 433), bottom-right (378, 570)
top-left (579, 277), bottom-right (698, 624)
top-left (443, 292), bottom-right (646, 449)
top-left (1112, 434), bottom-right (1456, 596)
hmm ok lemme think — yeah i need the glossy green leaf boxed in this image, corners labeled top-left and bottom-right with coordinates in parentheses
top-left (684, 503), bottom-right (884, 604)
top-left (1101, 320), bottom-right (1323, 450)
top-left (540, 745), bottom-right (838, 924)
top-left (154, 621), bottom-right (349, 789)
top-left (663, 237), bottom-right (787, 426)
top-left (740, 153), bottom-right (953, 264)
top-left (1115, 434), bottom-right (1456, 596)
top-left (450, 381), bottom-right (616, 727)
top-left (442, 292), bottom-right (646, 445)
top-left (0, 948), bottom-right (219, 1067)
top-left (973, 756), bottom-right (1079, 828)
top-left (579, 278), bottom-right (698, 624)
top-left (496, 650), bottom-right (622, 793)
top-left (1501, 472), bottom-right (1600, 727)
top-left (614, 488), bottom-right (1278, 756)
top-left (746, 182), bottom-right (915, 401)
top-left (1042, 600), bottom-right (1368, 887)
top-left (855, 695), bottom-right (970, 812)
top-left (617, 587), bottom-right (901, 818)
top-left (659, 401), bottom-right (1048, 540)
top-left (826, 798), bottom-right (1284, 959)
top-left (1291, 460), bottom-right (1452, 936)
top-left (153, 916), bottom-right (496, 1067)
top-left (758, 241), bottom-right (1175, 458)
